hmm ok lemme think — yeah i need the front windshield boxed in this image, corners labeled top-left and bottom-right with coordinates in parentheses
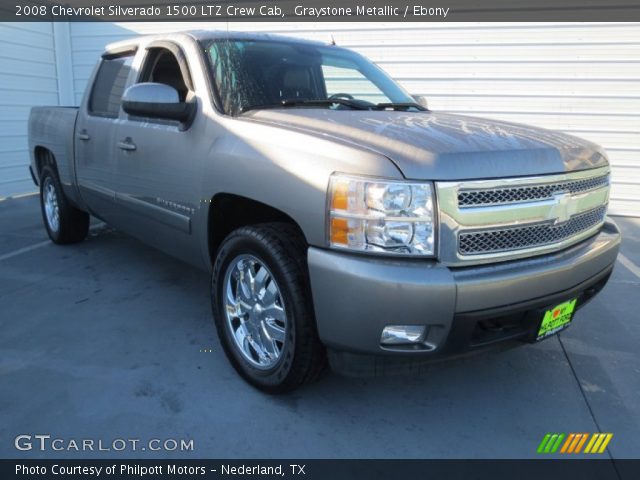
top-left (204, 38), bottom-right (416, 115)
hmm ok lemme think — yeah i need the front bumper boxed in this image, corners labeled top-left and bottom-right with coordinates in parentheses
top-left (307, 219), bottom-right (621, 373)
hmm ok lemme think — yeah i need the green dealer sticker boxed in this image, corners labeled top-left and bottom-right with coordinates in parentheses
top-left (537, 299), bottom-right (577, 341)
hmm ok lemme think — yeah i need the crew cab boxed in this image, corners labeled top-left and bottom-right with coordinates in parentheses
top-left (28, 31), bottom-right (621, 392)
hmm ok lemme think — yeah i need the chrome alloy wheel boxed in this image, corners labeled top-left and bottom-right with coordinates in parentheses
top-left (43, 178), bottom-right (60, 232)
top-left (223, 254), bottom-right (288, 370)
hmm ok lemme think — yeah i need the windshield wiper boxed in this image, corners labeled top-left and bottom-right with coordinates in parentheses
top-left (239, 103), bottom-right (284, 114)
top-left (373, 102), bottom-right (428, 111)
top-left (240, 98), bottom-right (370, 113)
top-left (281, 98), bottom-right (371, 110)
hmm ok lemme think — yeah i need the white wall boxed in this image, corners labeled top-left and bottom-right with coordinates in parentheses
top-left (3, 21), bottom-right (640, 217)
top-left (0, 22), bottom-right (59, 197)
top-left (68, 22), bottom-right (640, 217)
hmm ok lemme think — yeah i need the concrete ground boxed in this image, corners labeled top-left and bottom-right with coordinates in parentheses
top-left (0, 194), bottom-right (638, 460)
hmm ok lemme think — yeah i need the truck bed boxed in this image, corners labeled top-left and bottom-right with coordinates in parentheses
top-left (28, 106), bottom-right (79, 199)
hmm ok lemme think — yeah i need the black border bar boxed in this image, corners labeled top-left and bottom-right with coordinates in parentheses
top-left (3, 459), bottom-right (640, 480)
top-left (4, 0), bottom-right (640, 22)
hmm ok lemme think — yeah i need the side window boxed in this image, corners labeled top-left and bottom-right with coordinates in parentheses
top-left (139, 48), bottom-right (189, 102)
top-left (89, 54), bottom-right (134, 117)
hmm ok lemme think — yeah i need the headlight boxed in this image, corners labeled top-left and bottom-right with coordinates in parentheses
top-left (328, 174), bottom-right (436, 256)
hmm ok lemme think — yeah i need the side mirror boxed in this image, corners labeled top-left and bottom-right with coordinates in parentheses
top-left (122, 83), bottom-right (194, 123)
top-left (412, 95), bottom-right (429, 110)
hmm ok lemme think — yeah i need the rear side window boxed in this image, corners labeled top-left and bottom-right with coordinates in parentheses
top-left (89, 54), bottom-right (134, 117)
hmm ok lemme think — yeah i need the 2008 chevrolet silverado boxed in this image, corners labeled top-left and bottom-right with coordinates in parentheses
top-left (28, 31), bottom-right (621, 392)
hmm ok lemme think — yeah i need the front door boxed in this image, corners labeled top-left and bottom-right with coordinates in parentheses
top-left (112, 45), bottom-right (203, 264)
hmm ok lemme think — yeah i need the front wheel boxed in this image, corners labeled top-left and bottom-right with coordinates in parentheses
top-left (211, 223), bottom-right (326, 393)
top-left (39, 165), bottom-right (89, 244)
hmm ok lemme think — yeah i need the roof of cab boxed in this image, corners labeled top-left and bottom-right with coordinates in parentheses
top-left (104, 29), bottom-right (329, 56)
top-left (188, 30), bottom-right (328, 46)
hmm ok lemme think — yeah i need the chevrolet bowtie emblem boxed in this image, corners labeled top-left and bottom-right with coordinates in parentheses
top-left (549, 192), bottom-right (575, 225)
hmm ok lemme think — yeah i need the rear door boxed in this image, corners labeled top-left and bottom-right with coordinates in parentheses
top-left (75, 51), bottom-right (135, 222)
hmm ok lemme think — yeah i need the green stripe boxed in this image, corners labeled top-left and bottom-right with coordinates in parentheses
top-left (544, 434), bottom-right (559, 453)
top-left (537, 434), bottom-right (552, 453)
top-left (550, 433), bottom-right (566, 453)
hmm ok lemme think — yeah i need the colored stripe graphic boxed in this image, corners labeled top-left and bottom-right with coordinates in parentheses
top-left (545, 434), bottom-right (558, 453)
top-left (550, 434), bottom-right (565, 453)
top-left (560, 434), bottom-right (575, 453)
top-left (539, 433), bottom-right (612, 454)
top-left (561, 433), bottom-right (586, 453)
top-left (574, 433), bottom-right (589, 453)
top-left (585, 433), bottom-right (614, 454)
top-left (538, 433), bottom-right (565, 453)
top-left (537, 434), bottom-right (552, 453)
top-left (591, 434), bottom-right (606, 453)
top-left (584, 433), bottom-right (599, 453)
top-left (597, 434), bottom-right (613, 453)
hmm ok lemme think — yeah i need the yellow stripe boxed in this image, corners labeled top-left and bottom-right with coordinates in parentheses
top-left (561, 434), bottom-right (576, 453)
top-left (584, 433), bottom-right (599, 453)
top-left (590, 433), bottom-right (607, 454)
top-left (574, 434), bottom-right (589, 453)
top-left (597, 434), bottom-right (613, 454)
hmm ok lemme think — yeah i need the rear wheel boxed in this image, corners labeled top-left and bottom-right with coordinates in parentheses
top-left (39, 165), bottom-right (89, 244)
top-left (211, 223), bottom-right (326, 393)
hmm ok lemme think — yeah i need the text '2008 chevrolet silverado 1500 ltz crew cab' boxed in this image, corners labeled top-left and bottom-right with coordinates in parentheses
top-left (29, 31), bottom-right (621, 392)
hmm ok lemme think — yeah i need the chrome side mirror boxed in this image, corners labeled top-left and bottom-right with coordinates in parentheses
top-left (122, 83), bottom-right (194, 122)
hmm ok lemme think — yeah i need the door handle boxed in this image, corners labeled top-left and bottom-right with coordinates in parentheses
top-left (77, 130), bottom-right (90, 141)
top-left (117, 138), bottom-right (137, 151)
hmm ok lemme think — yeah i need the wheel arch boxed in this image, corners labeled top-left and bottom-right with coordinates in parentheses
top-left (206, 193), bottom-right (308, 266)
top-left (34, 146), bottom-right (58, 181)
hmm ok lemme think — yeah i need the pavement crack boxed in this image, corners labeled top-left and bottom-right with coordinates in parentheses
top-left (557, 334), bottom-right (621, 479)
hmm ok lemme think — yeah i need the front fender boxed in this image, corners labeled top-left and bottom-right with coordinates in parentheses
top-left (198, 119), bottom-right (403, 256)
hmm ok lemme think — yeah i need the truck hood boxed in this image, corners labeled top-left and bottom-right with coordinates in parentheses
top-left (244, 109), bottom-right (608, 180)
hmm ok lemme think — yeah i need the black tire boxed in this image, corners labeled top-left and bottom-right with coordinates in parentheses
top-left (211, 223), bottom-right (326, 393)
top-left (39, 165), bottom-right (90, 244)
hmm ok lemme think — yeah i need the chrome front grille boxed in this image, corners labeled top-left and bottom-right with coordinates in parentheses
top-left (458, 174), bottom-right (609, 207)
top-left (458, 205), bottom-right (607, 255)
top-left (436, 166), bottom-right (611, 266)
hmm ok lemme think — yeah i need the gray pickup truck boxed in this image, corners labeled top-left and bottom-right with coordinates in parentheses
top-left (29, 31), bottom-right (620, 392)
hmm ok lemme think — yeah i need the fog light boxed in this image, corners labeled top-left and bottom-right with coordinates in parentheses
top-left (380, 325), bottom-right (426, 345)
